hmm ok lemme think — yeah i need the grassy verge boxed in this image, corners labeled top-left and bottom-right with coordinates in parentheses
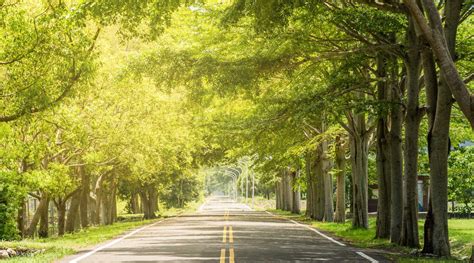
top-left (1, 200), bottom-right (204, 262)
top-left (159, 199), bottom-right (203, 217)
top-left (240, 196), bottom-right (276, 211)
top-left (0, 219), bottom-right (158, 263)
top-left (268, 209), bottom-right (473, 262)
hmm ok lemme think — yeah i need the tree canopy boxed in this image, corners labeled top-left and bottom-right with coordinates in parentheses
top-left (0, 0), bottom-right (473, 259)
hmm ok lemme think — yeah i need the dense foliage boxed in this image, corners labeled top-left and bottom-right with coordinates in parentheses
top-left (0, 0), bottom-right (472, 259)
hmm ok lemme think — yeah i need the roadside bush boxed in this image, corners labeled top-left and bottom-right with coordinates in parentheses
top-left (0, 172), bottom-right (24, 240)
top-left (448, 146), bottom-right (474, 213)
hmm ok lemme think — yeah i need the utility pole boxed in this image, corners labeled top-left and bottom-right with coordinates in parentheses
top-left (234, 177), bottom-right (237, 200)
top-left (241, 177), bottom-right (244, 201)
top-left (246, 169), bottom-right (249, 202)
top-left (251, 172), bottom-right (255, 207)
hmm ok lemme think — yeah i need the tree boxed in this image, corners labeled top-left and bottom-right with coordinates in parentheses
top-left (0, 1), bottom-right (99, 122)
top-left (448, 146), bottom-right (474, 214)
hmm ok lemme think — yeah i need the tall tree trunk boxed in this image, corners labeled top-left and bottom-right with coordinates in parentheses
top-left (16, 159), bottom-right (28, 238)
top-left (426, 77), bottom-right (452, 256)
top-left (421, 44), bottom-right (437, 254)
top-left (154, 194), bottom-right (160, 215)
top-left (375, 113), bottom-right (391, 239)
top-left (101, 192), bottom-right (111, 225)
top-left (420, 32), bottom-right (438, 256)
top-left (38, 195), bottom-right (49, 238)
top-left (80, 166), bottom-right (90, 228)
top-left (281, 171), bottom-right (286, 211)
top-left (375, 52), bottom-right (392, 239)
top-left (100, 176), bottom-right (116, 226)
top-left (89, 195), bottom-right (97, 224)
top-left (275, 181), bottom-right (282, 210)
top-left (140, 191), bottom-right (150, 219)
top-left (66, 191), bottom-right (81, 233)
top-left (108, 178), bottom-right (117, 224)
top-left (314, 148), bottom-right (325, 221)
top-left (421, 0), bottom-right (462, 256)
top-left (150, 188), bottom-right (157, 219)
top-left (95, 191), bottom-right (102, 225)
top-left (400, 17), bottom-right (422, 247)
top-left (56, 200), bottom-right (66, 236)
top-left (334, 136), bottom-right (346, 223)
top-left (320, 134), bottom-right (333, 222)
top-left (140, 186), bottom-right (157, 219)
top-left (291, 171), bottom-right (301, 214)
top-left (305, 153), bottom-right (314, 218)
top-left (279, 177), bottom-right (285, 210)
top-left (75, 206), bottom-right (82, 230)
top-left (94, 173), bottom-right (106, 225)
top-left (390, 72), bottom-right (404, 243)
top-left (283, 169), bottom-right (293, 212)
top-left (17, 200), bottom-right (27, 238)
top-left (130, 193), bottom-right (139, 214)
top-left (26, 194), bottom-right (48, 237)
top-left (349, 111), bottom-right (370, 229)
top-left (281, 171), bottom-right (287, 211)
top-left (287, 170), bottom-right (294, 212)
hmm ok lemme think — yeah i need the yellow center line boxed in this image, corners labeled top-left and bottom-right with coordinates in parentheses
top-left (220, 248), bottom-right (226, 263)
top-left (221, 210), bottom-right (235, 263)
top-left (229, 226), bottom-right (233, 243)
top-left (229, 248), bottom-right (235, 263)
top-left (222, 226), bottom-right (227, 243)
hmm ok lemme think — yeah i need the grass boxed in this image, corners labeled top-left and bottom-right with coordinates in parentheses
top-left (0, 219), bottom-right (158, 263)
top-left (268, 209), bottom-right (473, 262)
top-left (448, 219), bottom-right (474, 259)
top-left (159, 199), bottom-right (203, 217)
top-left (240, 196), bottom-right (276, 211)
top-left (1, 199), bottom-right (204, 262)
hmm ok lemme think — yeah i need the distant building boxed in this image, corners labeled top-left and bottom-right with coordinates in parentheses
top-left (369, 174), bottom-right (430, 213)
top-left (417, 174), bottom-right (429, 211)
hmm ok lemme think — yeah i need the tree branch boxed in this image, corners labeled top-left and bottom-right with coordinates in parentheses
top-left (68, 157), bottom-right (118, 167)
top-left (28, 192), bottom-right (41, 199)
top-left (355, 0), bottom-right (406, 13)
top-left (0, 27), bottom-right (101, 123)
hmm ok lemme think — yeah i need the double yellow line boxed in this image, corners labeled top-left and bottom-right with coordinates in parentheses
top-left (222, 225), bottom-right (233, 243)
top-left (220, 210), bottom-right (235, 263)
top-left (220, 247), bottom-right (234, 263)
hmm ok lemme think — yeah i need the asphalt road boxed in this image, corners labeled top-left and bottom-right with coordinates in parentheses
top-left (63, 196), bottom-right (390, 262)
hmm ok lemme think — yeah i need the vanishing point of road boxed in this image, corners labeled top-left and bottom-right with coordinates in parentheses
top-left (62, 196), bottom-right (390, 262)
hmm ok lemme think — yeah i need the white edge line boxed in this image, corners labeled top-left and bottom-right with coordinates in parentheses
top-left (264, 211), bottom-right (346, 247)
top-left (69, 219), bottom-right (165, 263)
top-left (265, 211), bottom-right (380, 263)
top-left (288, 219), bottom-right (346, 247)
top-left (242, 204), bottom-right (253, 211)
top-left (356, 251), bottom-right (379, 263)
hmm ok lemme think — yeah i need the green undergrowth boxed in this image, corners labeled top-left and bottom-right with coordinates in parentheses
top-left (268, 209), bottom-right (473, 262)
top-left (1, 200), bottom-right (204, 262)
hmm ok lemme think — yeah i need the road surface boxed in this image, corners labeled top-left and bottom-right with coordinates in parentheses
top-left (63, 196), bottom-right (390, 262)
